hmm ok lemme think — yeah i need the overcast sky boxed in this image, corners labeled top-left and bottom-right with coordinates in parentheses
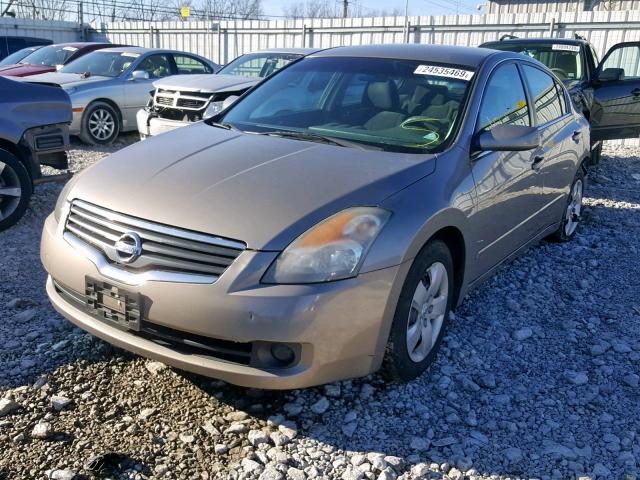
top-left (262, 0), bottom-right (483, 18)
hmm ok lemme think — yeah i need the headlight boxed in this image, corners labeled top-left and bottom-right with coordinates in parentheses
top-left (203, 100), bottom-right (224, 119)
top-left (53, 175), bottom-right (77, 222)
top-left (262, 207), bottom-right (391, 284)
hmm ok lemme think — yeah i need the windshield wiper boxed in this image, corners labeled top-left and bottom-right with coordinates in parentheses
top-left (209, 121), bottom-right (239, 131)
top-left (253, 130), bottom-right (376, 150)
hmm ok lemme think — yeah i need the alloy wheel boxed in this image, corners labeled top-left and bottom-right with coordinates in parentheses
top-left (564, 179), bottom-right (583, 237)
top-left (406, 261), bottom-right (449, 363)
top-left (88, 108), bottom-right (115, 141)
top-left (0, 160), bottom-right (22, 222)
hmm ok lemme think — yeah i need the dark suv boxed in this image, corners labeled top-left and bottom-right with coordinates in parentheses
top-left (481, 36), bottom-right (640, 163)
top-left (0, 77), bottom-right (71, 231)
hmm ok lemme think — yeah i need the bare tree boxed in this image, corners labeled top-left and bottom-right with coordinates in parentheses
top-left (283, 0), bottom-right (337, 19)
top-left (15, 0), bottom-right (71, 20)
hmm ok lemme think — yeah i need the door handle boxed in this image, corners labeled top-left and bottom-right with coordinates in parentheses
top-left (532, 155), bottom-right (544, 171)
top-left (632, 88), bottom-right (640, 97)
top-left (572, 130), bottom-right (582, 141)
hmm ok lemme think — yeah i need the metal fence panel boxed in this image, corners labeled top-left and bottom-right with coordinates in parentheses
top-left (0, 17), bottom-right (79, 43)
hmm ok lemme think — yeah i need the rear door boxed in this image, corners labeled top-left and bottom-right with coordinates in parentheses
top-left (521, 63), bottom-right (580, 227)
top-left (591, 42), bottom-right (640, 141)
top-left (469, 61), bottom-right (546, 277)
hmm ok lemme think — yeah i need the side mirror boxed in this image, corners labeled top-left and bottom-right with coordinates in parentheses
top-left (475, 124), bottom-right (539, 152)
top-left (130, 70), bottom-right (150, 81)
top-left (597, 68), bottom-right (624, 82)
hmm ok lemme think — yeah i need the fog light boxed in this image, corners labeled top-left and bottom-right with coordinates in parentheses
top-left (271, 344), bottom-right (295, 364)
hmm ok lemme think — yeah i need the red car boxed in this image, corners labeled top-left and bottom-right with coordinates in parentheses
top-left (0, 42), bottom-right (117, 77)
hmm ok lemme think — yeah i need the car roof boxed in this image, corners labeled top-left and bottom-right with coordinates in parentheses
top-left (250, 47), bottom-right (322, 55)
top-left (482, 38), bottom-right (588, 47)
top-left (312, 44), bottom-right (499, 68)
top-left (96, 46), bottom-right (212, 57)
top-left (49, 42), bottom-right (114, 48)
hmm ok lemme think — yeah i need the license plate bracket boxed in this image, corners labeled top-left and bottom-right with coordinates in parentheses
top-left (85, 277), bottom-right (141, 331)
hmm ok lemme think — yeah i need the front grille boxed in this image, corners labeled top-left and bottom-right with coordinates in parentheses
top-left (53, 279), bottom-right (253, 365)
top-left (177, 98), bottom-right (206, 109)
top-left (64, 200), bottom-right (245, 280)
top-left (155, 96), bottom-right (173, 106)
top-left (154, 89), bottom-right (213, 111)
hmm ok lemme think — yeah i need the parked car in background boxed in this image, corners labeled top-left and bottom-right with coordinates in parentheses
top-left (481, 36), bottom-right (640, 163)
top-left (0, 77), bottom-right (70, 231)
top-left (43, 44), bottom-right (589, 389)
top-left (23, 47), bottom-right (219, 145)
top-left (137, 48), bottom-right (318, 138)
top-left (0, 35), bottom-right (51, 61)
top-left (0, 45), bottom-right (45, 66)
top-left (0, 42), bottom-right (116, 78)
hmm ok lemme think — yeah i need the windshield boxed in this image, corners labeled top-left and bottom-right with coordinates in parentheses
top-left (489, 43), bottom-right (584, 85)
top-left (218, 52), bottom-right (303, 78)
top-left (61, 51), bottom-right (138, 77)
top-left (0, 47), bottom-right (39, 66)
top-left (20, 44), bottom-right (78, 67)
top-left (221, 57), bottom-right (473, 154)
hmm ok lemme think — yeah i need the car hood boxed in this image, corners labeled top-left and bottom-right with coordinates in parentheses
top-left (21, 71), bottom-right (111, 88)
top-left (0, 63), bottom-right (54, 77)
top-left (69, 123), bottom-right (437, 250)
top-left (153, 74), bottom-right (258, 94)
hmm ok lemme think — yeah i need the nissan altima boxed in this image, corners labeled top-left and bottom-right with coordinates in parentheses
top-left (42, 44), bottom-right (590, 389)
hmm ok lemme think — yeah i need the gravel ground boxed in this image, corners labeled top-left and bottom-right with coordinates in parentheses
top-left (1, 139), bottom-right (639, 480)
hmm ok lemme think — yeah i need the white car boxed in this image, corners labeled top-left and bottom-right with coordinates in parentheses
top-left (137, 48), bottom-right (319, 138)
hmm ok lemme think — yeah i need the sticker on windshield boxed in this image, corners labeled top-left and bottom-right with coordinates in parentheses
top-left (121, 52), bottom-right (140, 58)
top-left (414, 65), bottom-right (474, 81)
top-left (62, 46), bottom-right (78, 51)
top-left (552, 44), bottom-right (580, 52)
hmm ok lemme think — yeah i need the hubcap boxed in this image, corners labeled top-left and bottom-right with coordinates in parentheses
top-left (88, 108), bottom-right (115, 141)
top-left (0, 161), bottom-right (22, 222)
top-left (564, 179), bottom-right (583, 236)
top-left (406, 261), bottom-right (449, 363)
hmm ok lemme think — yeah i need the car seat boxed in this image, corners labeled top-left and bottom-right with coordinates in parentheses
top-left (363, 80), bottom-right (405, 130)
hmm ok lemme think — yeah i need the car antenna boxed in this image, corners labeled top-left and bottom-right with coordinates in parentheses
top-left (500, 34), bottom-right (518, 41)
top-left (574, 33), bottom-right (586, 41)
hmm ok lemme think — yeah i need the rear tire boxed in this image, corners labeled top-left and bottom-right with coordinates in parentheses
top-left (80, 101), bottom-right (120, 145)
top-left (0, 149), bottom-right (32, 232)
top-left (549, 168), bottom-right (585, 242)
top-left (382, 240), bottom-right (454, 382)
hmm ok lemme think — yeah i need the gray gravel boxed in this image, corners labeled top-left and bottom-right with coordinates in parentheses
top-left (1, 140), bottom-right (639, 480)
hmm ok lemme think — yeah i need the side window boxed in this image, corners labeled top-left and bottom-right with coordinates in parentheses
top-left (600, 45), bottom-right (640, 80)
top-left (137, 54), bottom-right (172, 79)
top-left (522, 65), bottom-right (565, 125)
top-left (477, 63), bottom-right (530, 131)
top-left (341, 74), bottom-right (373, 106)
top-left (174, 54), bottom-right (212, 74)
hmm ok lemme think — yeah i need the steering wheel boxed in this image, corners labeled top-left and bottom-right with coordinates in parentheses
top-left (551, 68), bottom-right (568, 80)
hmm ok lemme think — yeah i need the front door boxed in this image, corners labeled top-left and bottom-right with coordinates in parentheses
top-left (591, 42), bottom-right (640, 141)
top-left (123, 53), bottom-right (174, 129)
top-left (469, 62), bottom-right (546, 280)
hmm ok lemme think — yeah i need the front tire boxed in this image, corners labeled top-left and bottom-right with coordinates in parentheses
top-left (0, 149), bottom-right (32, 232)
top-left (550, 168), bottom-right (585, 242)
top-left (383, 240), bottom-right (454, 382)
top-left (80, 101), bottom-right (120, 145)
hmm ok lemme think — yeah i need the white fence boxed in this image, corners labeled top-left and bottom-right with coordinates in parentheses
top-left (89, 9), bottom-right (640, 66)
top-left (0, 17), bottom-right (79, 43)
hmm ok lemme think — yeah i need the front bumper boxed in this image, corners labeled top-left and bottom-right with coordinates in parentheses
top-left (41, 213), bottom-right (406, 389)
top-left (136, 108), bottom-right (189, 138)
